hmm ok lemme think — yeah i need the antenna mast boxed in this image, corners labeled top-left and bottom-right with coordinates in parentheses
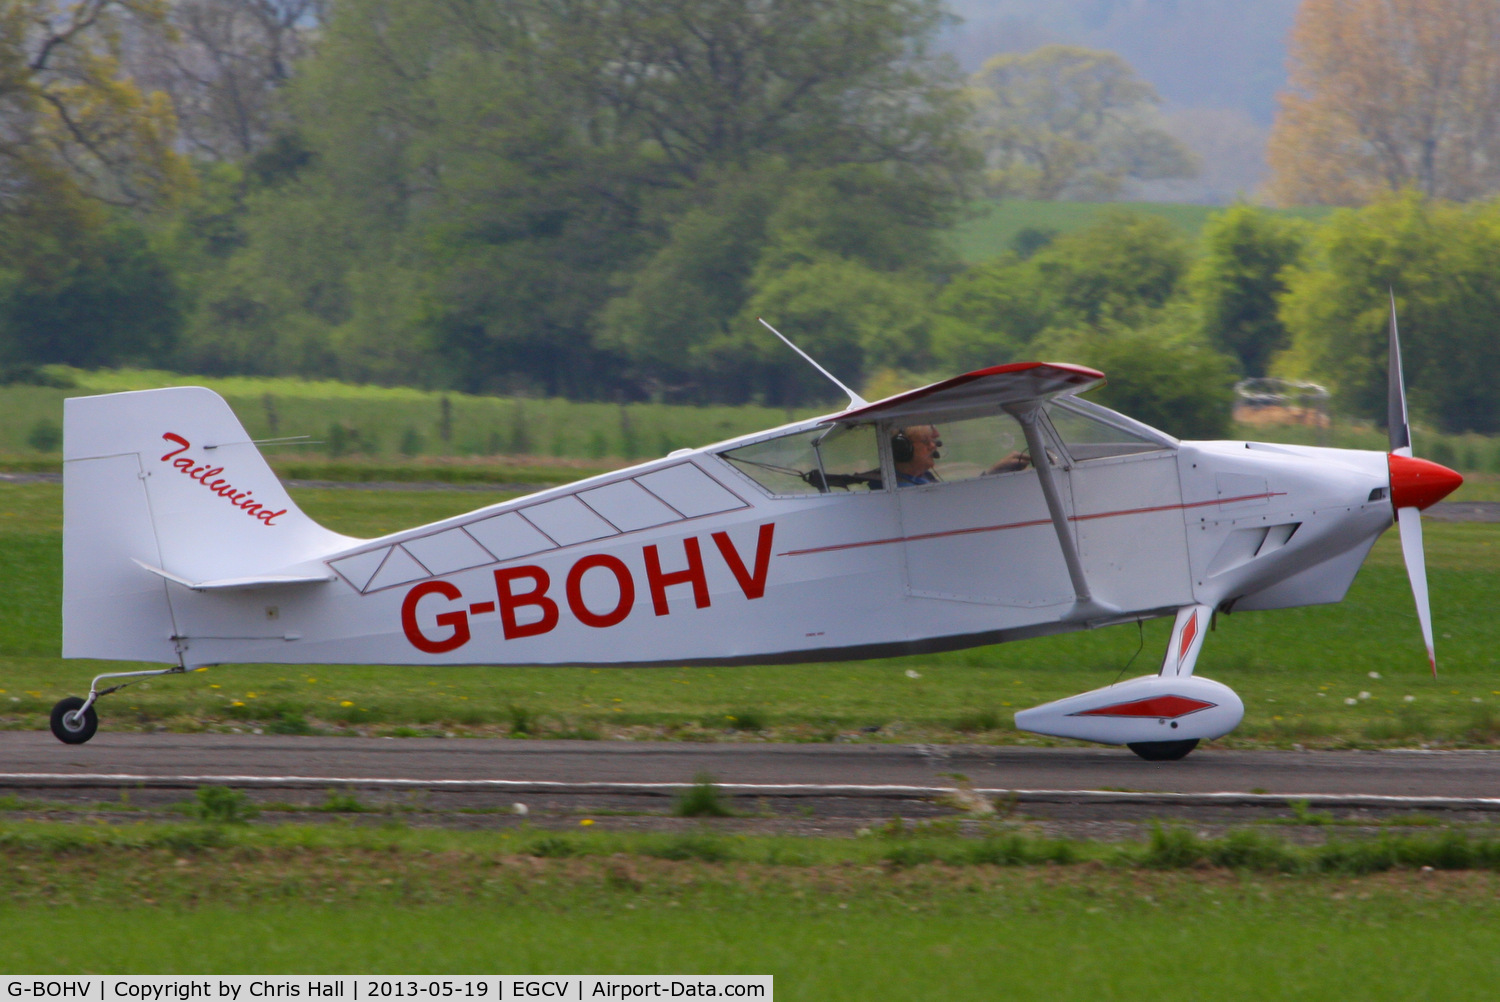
top-left (757, 317), bottom-right (867, 410)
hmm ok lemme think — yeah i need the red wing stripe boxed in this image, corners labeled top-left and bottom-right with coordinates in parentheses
top-left (1070, 695), bottom-right (1216, 718)
top-left (779, 493), bottom-right (1286, 557)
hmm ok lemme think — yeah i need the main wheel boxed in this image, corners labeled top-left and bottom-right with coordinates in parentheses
top-left (50, 697), bottom-right (98, 745)
top-left (1127, 738), bottom-right (1199, 761)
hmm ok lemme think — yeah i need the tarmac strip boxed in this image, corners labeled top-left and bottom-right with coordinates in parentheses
top-left (5, 771), bottom-right (1500, 813)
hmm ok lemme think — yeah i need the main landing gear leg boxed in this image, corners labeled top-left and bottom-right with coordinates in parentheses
top-left (1127, 603), bottom-right (1213, 763)
top-left (50, 665), bottom-right (188, 745)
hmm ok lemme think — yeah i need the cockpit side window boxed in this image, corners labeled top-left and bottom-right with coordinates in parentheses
top-left (1044, 401), bottom-right (1169, 461)
top-left (889, 412), bottom-right (1036, 486)
top-left (719, 423), bottom-right (881, 495)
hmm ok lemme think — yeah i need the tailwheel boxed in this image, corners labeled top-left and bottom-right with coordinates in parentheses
top-left (1127, 738), bottom-right (1199, 761)
top-left (50, 696), bottom-right (99, 745)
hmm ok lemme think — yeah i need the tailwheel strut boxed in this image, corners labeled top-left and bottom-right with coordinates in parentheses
top-left (50, 666), bottom-right (188, 745)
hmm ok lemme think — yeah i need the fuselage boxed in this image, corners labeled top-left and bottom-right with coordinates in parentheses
top-left (156, 403), bottom-right (1396, 670)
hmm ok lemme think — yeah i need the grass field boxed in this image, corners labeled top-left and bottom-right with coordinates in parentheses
top-left (948, 199), bottom-right (1335, 263)
top-left (5, 365), bottom-right (1500, 482)
top-left (0, 370), bottom-right (822, 468)
top-left (2, 480), bottom-right (1497, 747)
top-left (5, 817), bottom-right (1500, 995)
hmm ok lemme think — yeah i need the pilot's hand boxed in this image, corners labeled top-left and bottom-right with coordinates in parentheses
top-left (987, 451), bottom-right (1031, 474)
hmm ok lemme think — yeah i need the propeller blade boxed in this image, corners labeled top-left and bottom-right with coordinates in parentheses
top-left (1396, 506), bottom-right (1436, 676)
top-left (1388, 290), bottom-right (1412, 456)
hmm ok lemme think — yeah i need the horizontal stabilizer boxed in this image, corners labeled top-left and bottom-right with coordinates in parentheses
top-left (132, 559), bottom-right (334, 592)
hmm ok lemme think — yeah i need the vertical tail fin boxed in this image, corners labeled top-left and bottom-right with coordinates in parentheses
top-left (63, 387), bottom-right (354, 663)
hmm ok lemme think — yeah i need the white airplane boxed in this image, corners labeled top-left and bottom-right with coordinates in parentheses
top-left (51, 310), bottom-right (1461, 759)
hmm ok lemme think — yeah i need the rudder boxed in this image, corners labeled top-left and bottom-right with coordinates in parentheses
top-left (63, 387), bottom-right (354, 663)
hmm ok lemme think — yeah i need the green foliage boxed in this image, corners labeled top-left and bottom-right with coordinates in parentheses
top-left (1190, 203), bottom-right (1309, 376)
top-left (318, 789), bottom-right (370, 813)
top-left (183, 0), bottom-right (973, 403)
top-left (266, 711), bottom-right (314, 736)
top-left (603, 163), bottom-right (960, 404)
top-left (928, 254), bottom-right (1034, 372)
top-left (1278, 192), bottom-right (1500, 432)
top-left (188, 786), bottom-right (259, 825)
top-left (506, 705), bottom-right (534, 736)
top-left (673, 774), bottom-right (737, 818)
top-left (524, 836), bottom-right (579, 859)
top-left (0, 198), bottom-right (183, 371)
top-left (24, 419), bottom-right (60, 453)
top-left (1028, 212), bottom-right (1191, 327)
top-left (643, 833), bottom-right (732, 862)
top-left (722, 709), bottom-right (768, 732)
top-left (931, 211), bottom-right (1228, 433)
top-left (931, 211), bottom-right (1193, 377)
top-left (953, 708), bottom-right (1002, 733)
top-left (1058, 314), bottom-right (1238, 440)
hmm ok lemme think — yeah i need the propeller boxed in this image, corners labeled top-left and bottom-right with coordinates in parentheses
top-left (1385, 293), bottom-right (1462, 676)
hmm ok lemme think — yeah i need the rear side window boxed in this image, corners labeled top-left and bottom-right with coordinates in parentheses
top-left (719, 424), bottom-right (881, 495)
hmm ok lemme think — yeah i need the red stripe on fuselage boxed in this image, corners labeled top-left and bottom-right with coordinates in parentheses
top-left (779, 493), bottom-right (1287, 557)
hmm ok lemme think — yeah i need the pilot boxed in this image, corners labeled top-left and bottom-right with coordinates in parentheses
top-left (892, 426), bottom-right (942, 486)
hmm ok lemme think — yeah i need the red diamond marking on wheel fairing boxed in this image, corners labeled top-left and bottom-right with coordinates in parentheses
top-left (1070, 695), bottom-right (1216, 718)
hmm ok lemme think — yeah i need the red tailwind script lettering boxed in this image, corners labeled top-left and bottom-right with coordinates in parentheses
top-left (400, 523), bottom-right (775, 653)
top-left (160, 432), bottom-right (287, 526)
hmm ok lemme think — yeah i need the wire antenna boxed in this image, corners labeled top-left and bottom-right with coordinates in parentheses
top-left (758, 317), bottom-right (867, 410)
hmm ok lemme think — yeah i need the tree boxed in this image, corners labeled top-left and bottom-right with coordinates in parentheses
top-left (734, 251), bottom-right (935, 406)
top-left (1034, 303), bottom-right (1238, 441)
top-left (127, 0), bottom-right (322, 160)
top-left (1190, 203), bottom-right (1308, 376)
top-left (205, 0), bottom-right (975, 399)
top-left (970, 45), bottom-right (1197, 200)
top-left (0, 1), bottom-right (188, 371)
top-left (927, 253), bottom-right (1036, 373)
top-left (1277, 192), bottom-right (1500, 433)
top-left (1267, 0), bottom-right (1500, 206)
top-left (1027, 211), bottom-right (1190, 328)
top-left (1079, 322), bottom-right (1237, 440)
top-left (0, 0), bottom-right (189, 210)
top-left (0, 188), bottom-right (182, 369)
top-left (927, 211), bottom-right (1192, 374)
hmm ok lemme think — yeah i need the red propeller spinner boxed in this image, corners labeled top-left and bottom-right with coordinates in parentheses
top-left (1387, 453), bottom-right (1464, 512)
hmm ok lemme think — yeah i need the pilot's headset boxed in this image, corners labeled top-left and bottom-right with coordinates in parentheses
top-left (891, 429), bottom-right (914, 463)
top-left (891, 427), bottom-right (940, 463)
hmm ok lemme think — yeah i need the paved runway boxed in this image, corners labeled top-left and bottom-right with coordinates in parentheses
top-left (4, 732), bottom-right (1499, 812)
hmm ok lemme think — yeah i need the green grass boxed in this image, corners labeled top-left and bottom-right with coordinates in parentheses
top-left (11, 365), bottom-right (1500, 483)
top-left (949, 199), bottom-right (1335, 264)
top-left (0, 368), bottom-right (821, 465)
top-left (5, 819), bottom-right (1500, 994)
top-left (3, 480), bottom-right (1498, 746)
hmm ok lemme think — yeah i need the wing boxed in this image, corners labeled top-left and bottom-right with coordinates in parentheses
top-left (832, 362), bottom-right (1104, 424)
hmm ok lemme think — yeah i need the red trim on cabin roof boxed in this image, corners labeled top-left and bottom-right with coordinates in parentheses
top-left (836, 362), bottom-right (1105, 421)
